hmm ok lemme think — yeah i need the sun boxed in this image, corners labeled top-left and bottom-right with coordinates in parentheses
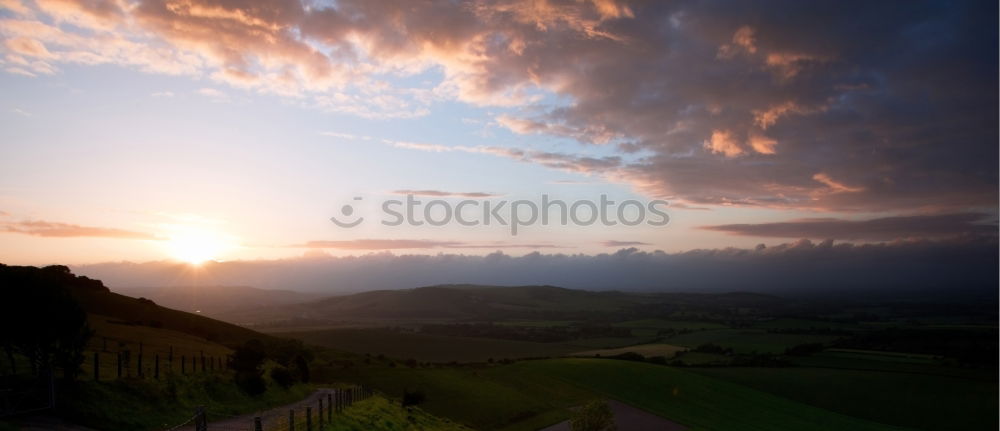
top-left (165, 230), bottom-right (231, 265)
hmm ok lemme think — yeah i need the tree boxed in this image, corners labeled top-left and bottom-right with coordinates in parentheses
top-left (0, 264), bottom-right (94, 381)
top-left (231, 339), bottom-right (267, 395)
top-left (570, 400), bottom-right (616, 431)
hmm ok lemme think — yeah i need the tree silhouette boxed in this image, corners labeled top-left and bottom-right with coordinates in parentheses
top-left (0, 264), bottom-right (95, 381)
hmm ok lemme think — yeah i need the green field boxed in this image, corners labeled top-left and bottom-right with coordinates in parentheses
top-left (571, 343), bottom-right (687, 358)
top-left (330, 358), bottom-right (911, 431)
top-left (323, 396), bottom-right (471, 431)
top-left (666, 329), bottom-right (838, 354)
top-left (284, 328), bottom-right (583, 362)
top-left (691, 366), bottom-right (998, 431)
top-left (612, 319), bottom-right (728, 331)
top-left (78, 314), bottom-right (233, 380)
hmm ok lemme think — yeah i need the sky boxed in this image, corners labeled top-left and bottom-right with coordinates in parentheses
top-left (0, 0), bottom-right (997, 283)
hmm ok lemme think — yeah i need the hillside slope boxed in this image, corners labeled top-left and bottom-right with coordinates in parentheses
top-left (215, 284), bottom-right (784, 326)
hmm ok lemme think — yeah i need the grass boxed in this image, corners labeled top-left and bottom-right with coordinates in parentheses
top-left (750, 318), bottom-right (863, 331)
top-left (612, 319), bottom-right (728, 331)
top-left (666, 329), bottom-right (838, 354)
top-left (571, 343), bottom-right (687, 358)
top-left (561, 336), bottom-right (657, 349)
top-left (691, 366), bottom-right (998, 431)
top-left (283, 328), bottom-right (582, 362)
top-left (78, 314), bottom-right (233, 380)
top-left (514, 359), bottom-right (906, 431)
top-left (62, 372), bottom-right (314, 431)
top-left (321, 395), bottom-right (471, 431)
top-left (328, 358), bottom-right (910, 431)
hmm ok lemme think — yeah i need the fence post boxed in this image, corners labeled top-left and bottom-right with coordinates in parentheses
top-left (93, 352), bottom-right (99, 382)
top-left (154, 354), bottom-right (160, 380)
top-left (201, 354), bottom-right (205, 372)
top-left (318, 398), bottom-right (323, 427)
top-left (116, 352), bottom-right (122, 379)
top-left (254, 416), bottom-right (263, 431)
top-left (306, 406), bottom-right (312, 431)
top-left (182, 355), bottom-right (186, 374)
top-left (194, 406), bottom-right (207, 431)
top-left (289, 409), bottom-right (295, 431)
top-left (327, 393), bottom-right (332, 421)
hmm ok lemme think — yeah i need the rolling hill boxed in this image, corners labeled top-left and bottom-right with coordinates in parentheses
top-left (214, 284), bottom-right (787, 326)
top-left (114, 285), bottom-right (326, 317)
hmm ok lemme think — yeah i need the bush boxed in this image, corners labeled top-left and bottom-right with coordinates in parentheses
top-left (270, 366), bottom-right (295, 389)
top-left (570, 399), bottom-right (616, 431)
top-left (401, 389), bottom-right (425, 407)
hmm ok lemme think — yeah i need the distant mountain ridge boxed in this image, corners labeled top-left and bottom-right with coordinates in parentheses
top-left (214, 283), bottom-right (785, 326)
top-left (115, 285), bottom-right (326, 316)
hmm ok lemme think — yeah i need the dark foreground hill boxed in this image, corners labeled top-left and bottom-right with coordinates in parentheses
top-left (215, 283), bottom-right (786, 326)
top-left (1, 263), bottom-right (269, 346)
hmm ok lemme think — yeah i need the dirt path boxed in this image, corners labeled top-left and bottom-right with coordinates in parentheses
top-left (170, 388), bottom-right (340, 431)
top-left (540, 400), bottom-right (688, 431)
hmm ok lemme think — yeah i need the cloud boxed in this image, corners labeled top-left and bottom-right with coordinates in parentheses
top-left (701, 212), bottom-right (997, 241)
top-left (150, 91), bottom-right (174, 97)
top-left (196, 87), bottom-right (226, 98)
top-left (391, 189), bottom-right (501, 199)
top-left (384, 139), bottom-right (623, 174)
top-left (704, 130), bottom-right (744, 157)
top-left (74, 236), bottom-right (998, 297)
top-left (300, 239), bottom-right (464, 250)
top-left (1, 220), bottom-right (160, 240)
top-left (296, 239), bottom-right (562, 250)
top-left (600, 240), bottom-right (651, 247)
top-left (1, 0), bottom-right (994, 213)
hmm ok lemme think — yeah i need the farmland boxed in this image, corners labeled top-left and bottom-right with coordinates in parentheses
top-left (326, 358), bottom-right (913, 431)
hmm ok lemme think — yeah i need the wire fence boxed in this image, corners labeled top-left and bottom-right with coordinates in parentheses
top-left (82, 345), bottom-right (229, 382)
top-left (164, 386), bottom-right (374, 431)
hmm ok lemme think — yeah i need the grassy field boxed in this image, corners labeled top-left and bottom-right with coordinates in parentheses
top-left (63, 373), bottom-right (314, 430)
top-left (571, 343), bottom-right (687, 358)
top-left (612, 319), bottom-right (728, 331)
top-left (322, 395), bottom-right (471, 431)
top-left (691, 366), bottom-right (998, 431)
top-left (284, 328), bottom-right (582, 362)
top-left (666, 329), bottom-right (838, 354)
top-left (328, 358), bottom-right (910, 431)
top-left (78, 314), bottom-right (233, 380)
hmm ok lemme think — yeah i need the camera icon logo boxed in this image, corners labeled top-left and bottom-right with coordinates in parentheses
top-left (330, 197), bottom-right (364, 228)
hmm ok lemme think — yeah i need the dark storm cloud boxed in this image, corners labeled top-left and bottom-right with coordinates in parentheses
top-left (6, 0), bottom-right (996, 212)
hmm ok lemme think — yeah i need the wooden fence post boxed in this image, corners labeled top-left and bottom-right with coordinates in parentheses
top-left (194, 406), bottom-right (207, 431)
top-left (254, 416), bottom-right (263, 431)
top-left (181, 355), bottom-right (186, 374)
top-left (116, 352), bottom-right (122, 379)
top-left (306, 406), bottom-right (312, 431)
top-left (327, 393), bottom-right (332, 421)
top-left (289, 409), bottom-right (295, 431)
top-left (93, 352), bottom-right (99, 382)
top-left (318, 398), bottom-right (324, 427)
top-left (154, 354), bottom-right (160, 380)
